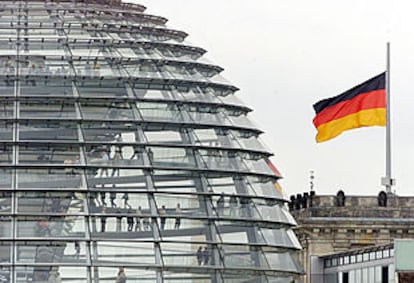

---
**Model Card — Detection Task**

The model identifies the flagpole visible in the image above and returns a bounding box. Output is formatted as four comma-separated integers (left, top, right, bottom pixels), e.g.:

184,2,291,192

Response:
385,42,393,194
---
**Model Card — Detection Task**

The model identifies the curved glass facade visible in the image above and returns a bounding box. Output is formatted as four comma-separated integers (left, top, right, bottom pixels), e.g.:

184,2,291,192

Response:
0,1,302,282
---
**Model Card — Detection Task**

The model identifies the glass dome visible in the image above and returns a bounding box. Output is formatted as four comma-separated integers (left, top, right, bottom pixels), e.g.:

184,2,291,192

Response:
0,1,302,282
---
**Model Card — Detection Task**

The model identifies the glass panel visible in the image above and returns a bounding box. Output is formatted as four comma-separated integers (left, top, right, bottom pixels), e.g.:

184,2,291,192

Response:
16,241,87,264
355,269,361,283
16,191,84,215
93,241,155,265
349,270,355,283
20,99,76,119
375,266,381,283
161,242,200,266
368,266,375,283
0,100,13,118
94,267,156,283
81,122,138,142
89,195,151,234
0,122,13,141
199,149,248,172
389,264,395,283
149,146,196,168
15,266,87,283
18,144,80,165
20,83,73,97
77,84,128,98
0,242,11,263
246,177,284,199
164,272,213,283
362,268,368,283
73,59,126,77
85,169,146,192
0,219,12,238
84,144,144,168
217,223,259,244
16,216,86,238
0,145,12,165
19,121,79,141
155,174,193,191
265,251,302,273
260,228,301,250
144,128,187,144
80,101,134,120
137,101,184,122
154,193,206,221
17,169,82,189
188,107,230,126
221,244,261,269
0,57,16,77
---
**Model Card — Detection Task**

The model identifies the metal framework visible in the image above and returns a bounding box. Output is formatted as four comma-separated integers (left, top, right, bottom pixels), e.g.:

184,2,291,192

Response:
0,1,302,282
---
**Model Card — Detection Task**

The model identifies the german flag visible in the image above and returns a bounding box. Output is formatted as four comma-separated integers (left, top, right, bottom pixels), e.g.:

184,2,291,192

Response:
313,72,386,142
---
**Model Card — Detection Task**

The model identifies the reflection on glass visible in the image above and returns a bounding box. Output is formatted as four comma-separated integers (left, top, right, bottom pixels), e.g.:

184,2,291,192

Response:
16,216,86,238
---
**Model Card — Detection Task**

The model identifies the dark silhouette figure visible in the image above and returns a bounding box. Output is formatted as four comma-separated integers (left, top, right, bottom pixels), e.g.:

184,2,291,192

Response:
229,194,238,217
116,212,122,232
174,203,181,229
101,209,107,232
216,194,225,215
74,241,80,259
37,220,51,236
202,246,209,265
122,193,131,209
147,148,154,163
239,196,250,217
159,205,166,230
142,217,150,231
110,191,117,208
100,191,106,206
196,246,203,266
336,190,345,207
127,211,134,231
116,267,126,283
378,191,387,207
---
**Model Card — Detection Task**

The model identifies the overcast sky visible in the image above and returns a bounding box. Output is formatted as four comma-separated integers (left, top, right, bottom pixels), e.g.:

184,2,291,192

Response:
130,0,414,197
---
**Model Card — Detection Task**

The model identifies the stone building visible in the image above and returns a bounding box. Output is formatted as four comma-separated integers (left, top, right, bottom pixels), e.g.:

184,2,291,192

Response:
290,191,414,283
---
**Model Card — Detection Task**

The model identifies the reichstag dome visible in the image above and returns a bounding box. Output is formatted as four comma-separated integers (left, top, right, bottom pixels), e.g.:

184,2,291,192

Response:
0,0,302,282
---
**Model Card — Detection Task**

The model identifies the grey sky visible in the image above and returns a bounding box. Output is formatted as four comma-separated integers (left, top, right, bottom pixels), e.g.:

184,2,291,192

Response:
130,0,414,197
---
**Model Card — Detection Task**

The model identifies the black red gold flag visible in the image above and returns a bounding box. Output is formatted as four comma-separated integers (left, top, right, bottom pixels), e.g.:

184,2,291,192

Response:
313,72,386,142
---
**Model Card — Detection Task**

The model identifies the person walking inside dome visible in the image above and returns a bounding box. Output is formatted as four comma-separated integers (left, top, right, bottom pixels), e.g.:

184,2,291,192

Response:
202,246,210,265
174,203,181,229
229,194,238,217
111,149,122,177
127,210,134,232
122,192,131,209
196,246,203,266
116,267,126,283
110,191,117,208
100,191,107,207
48,270,61,283
159,205,166,230
135,206,142,231
101,207,107,232
99,151,109,178
216,193,225,216
116,210,122,232
142,217,150,231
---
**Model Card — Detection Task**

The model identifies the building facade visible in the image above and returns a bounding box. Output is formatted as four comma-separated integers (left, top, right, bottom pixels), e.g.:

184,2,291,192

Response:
0,1,302,282
291,191,414,283
312,243,395,283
